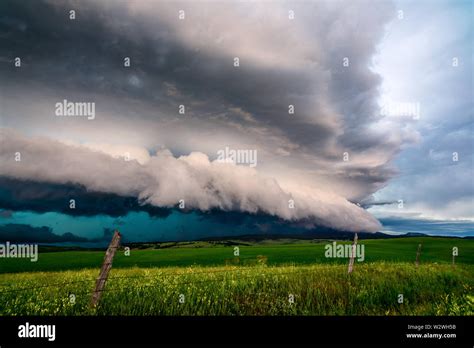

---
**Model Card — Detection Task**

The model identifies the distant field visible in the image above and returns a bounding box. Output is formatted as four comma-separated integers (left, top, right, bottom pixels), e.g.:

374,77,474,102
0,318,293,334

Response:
0,237,472,274
0,263,472,315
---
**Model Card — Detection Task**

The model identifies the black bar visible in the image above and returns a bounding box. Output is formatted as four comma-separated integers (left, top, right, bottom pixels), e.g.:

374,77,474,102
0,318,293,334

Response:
0,316,472,346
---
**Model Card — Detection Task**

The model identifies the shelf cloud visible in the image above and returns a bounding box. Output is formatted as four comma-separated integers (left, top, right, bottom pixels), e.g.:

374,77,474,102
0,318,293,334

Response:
1,0,445,237
0,129,381,232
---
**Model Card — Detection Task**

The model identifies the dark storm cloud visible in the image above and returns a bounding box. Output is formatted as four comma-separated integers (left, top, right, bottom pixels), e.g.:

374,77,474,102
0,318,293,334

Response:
0,0,335,150
0,177,172,218
0,176,347,238
0,0,401,157
0,0,416,232
0,223,88,243
0,224,121,244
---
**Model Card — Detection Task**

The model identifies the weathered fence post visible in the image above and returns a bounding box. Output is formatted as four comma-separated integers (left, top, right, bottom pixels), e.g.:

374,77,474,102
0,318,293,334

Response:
348,233,358,274
91,230,121,308
415,243,422,268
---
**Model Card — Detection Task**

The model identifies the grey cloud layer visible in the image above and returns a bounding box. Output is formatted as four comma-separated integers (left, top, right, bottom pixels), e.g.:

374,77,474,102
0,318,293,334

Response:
0,0,412,231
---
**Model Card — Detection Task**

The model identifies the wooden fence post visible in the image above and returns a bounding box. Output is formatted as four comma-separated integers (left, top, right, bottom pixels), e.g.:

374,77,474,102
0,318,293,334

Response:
348,233,358,274
91,230,121,308
415,243,422,268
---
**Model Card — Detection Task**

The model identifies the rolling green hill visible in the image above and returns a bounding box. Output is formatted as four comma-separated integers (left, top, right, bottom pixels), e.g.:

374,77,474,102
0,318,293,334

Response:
1,237,472,274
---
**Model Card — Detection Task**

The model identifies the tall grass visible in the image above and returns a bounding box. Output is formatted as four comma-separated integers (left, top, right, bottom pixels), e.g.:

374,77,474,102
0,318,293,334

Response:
0,262,472,316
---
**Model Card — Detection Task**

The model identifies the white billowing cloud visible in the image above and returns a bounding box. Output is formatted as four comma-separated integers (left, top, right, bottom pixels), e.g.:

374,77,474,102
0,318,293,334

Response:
0,129,381,232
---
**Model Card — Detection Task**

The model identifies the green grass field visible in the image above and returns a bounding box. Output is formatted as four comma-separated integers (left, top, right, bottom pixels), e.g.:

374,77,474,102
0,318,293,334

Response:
0,263,472,315
0,237,473,315
1,237,473,273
